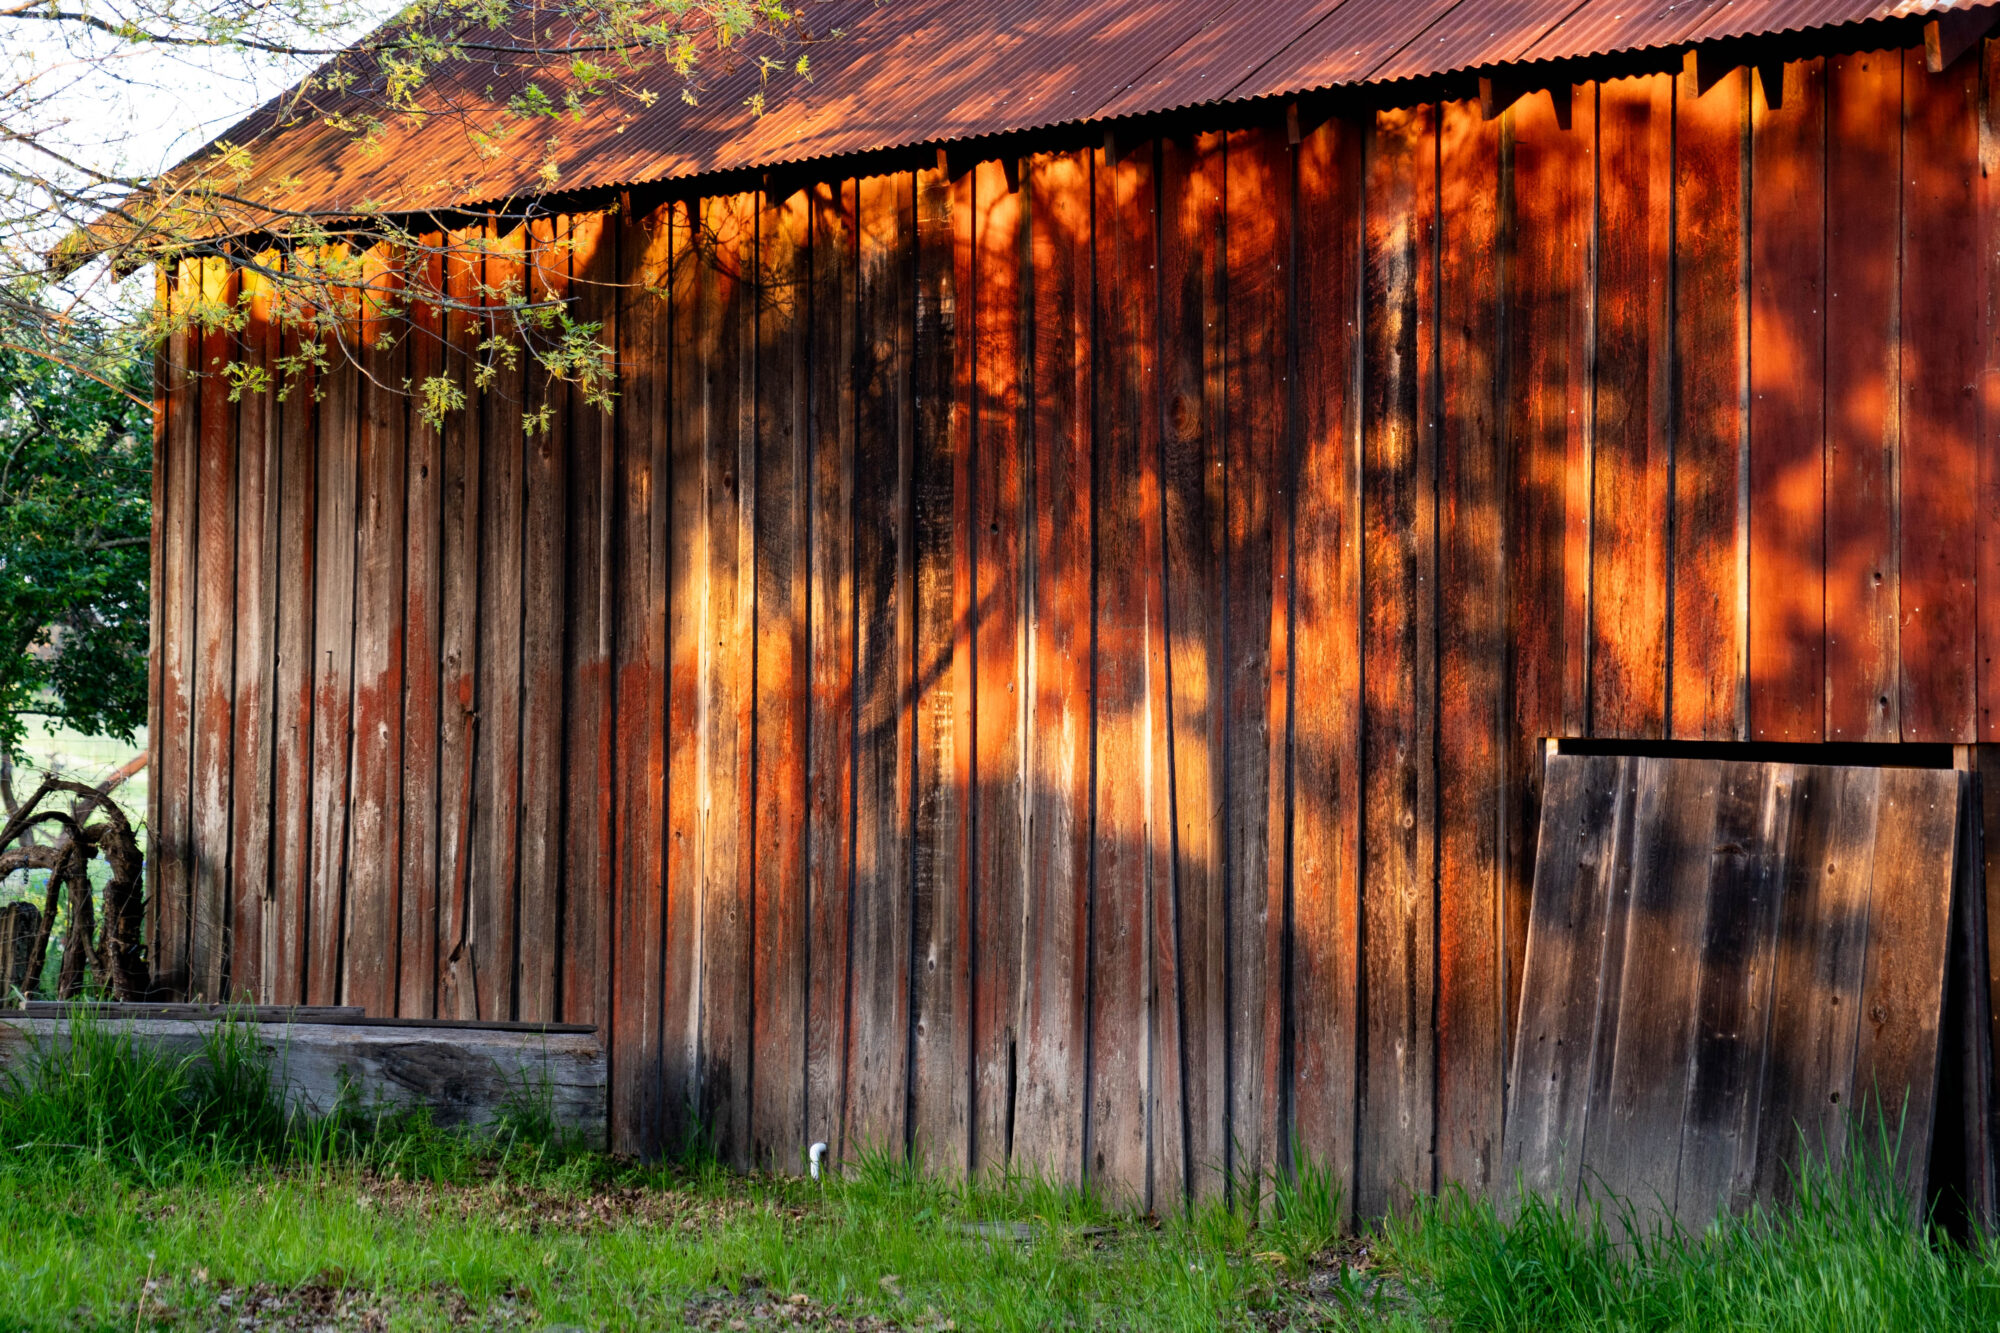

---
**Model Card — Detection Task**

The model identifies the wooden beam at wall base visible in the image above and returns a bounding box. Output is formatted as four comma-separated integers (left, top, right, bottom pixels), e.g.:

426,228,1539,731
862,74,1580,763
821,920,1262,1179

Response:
0,1014,608,1140
1928,9,1996,74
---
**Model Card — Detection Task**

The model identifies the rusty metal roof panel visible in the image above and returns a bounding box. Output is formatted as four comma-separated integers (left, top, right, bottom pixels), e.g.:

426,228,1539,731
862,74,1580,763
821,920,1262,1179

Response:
1369,0,1594,82
174,0,1989,223
1094,0,1361,118
1688,0,1944,42
1517,0,1747,62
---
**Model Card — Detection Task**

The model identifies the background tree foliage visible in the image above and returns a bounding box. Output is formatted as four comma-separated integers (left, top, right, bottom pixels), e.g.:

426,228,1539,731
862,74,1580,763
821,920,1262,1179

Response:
0,337,150,758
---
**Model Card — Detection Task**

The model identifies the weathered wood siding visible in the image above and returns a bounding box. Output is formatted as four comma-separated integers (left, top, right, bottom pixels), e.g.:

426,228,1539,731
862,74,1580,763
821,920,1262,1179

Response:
151,43,2000,1208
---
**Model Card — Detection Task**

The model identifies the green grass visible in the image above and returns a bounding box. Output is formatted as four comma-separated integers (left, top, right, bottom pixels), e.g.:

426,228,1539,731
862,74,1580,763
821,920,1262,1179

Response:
0,1019,1992,1330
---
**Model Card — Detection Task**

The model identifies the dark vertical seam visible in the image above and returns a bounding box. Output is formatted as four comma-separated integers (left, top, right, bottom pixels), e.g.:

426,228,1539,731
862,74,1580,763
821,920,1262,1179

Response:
1216,133,1236,1206
1495,105,1517,1152
1081,145,1102,1193
1427,105,1445,1201
1584,86,1602,739
1280,128,1303,1184
1822,62,1833,740
902,170,922,1162
1892,55,1906,739
800,191,816,1162
1350,123,1369,1210
746,198,762,1162
966,165,982,1175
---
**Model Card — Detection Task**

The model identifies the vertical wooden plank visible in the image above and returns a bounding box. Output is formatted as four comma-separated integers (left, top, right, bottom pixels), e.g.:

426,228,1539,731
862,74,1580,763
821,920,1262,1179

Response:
1560,90,1597,741
909,159,968,1176
693,190,757,1164
268,279,318,1007
806,179,858,1157
970,157,1027,1176
1854,766,1962,1207
1750,763,1878,1204
1436,98,1506,1197
1158,131,1230,1202
1590,76,1673,737
399,240,446,1018
1358,104,1438,1217
1899,46,1980,743
345,244,407,1016
1258,126,1296,1202
1747,60,1828,741
471,220,525,1020
1673,762,1790,1228
306,263,360,1007
1500,753,1634,1203
189,258,239,1000
437,231,484,1022
1579,758,1717,1235
1981,40,2000,745
844,170,915,1157
1673,67,1749,741
229,261,280,1000
154,259,196,995
1825,50,1902,743
1505,86,1592,1043
561,211,616,1035
752,186,812,1170
1223,124,1285,1205
615,200,670,1154
517,215,569,1023
1014,151,1091,1184
1090,138,1160,1204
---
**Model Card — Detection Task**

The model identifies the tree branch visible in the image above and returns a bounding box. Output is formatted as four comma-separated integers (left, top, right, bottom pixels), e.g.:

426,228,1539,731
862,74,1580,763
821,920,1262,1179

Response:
0,344,149,410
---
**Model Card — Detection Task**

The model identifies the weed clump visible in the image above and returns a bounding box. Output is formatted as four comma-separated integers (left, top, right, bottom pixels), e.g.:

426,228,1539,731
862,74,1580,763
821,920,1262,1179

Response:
1375,1149,2000,1333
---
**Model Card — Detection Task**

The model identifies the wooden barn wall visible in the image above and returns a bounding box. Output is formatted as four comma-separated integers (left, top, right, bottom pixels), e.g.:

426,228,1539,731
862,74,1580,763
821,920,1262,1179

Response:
149,42,2000,1213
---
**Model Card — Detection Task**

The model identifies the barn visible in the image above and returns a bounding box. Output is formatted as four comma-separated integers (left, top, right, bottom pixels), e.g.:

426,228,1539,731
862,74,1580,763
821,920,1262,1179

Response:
147,0,2000,1214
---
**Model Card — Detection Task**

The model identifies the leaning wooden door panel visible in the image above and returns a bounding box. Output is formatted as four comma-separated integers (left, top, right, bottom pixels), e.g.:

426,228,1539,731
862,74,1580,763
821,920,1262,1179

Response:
1508,752,1965,1229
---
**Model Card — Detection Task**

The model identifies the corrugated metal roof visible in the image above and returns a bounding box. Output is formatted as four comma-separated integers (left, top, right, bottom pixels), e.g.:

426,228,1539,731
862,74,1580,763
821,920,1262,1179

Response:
178,0,1986,220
